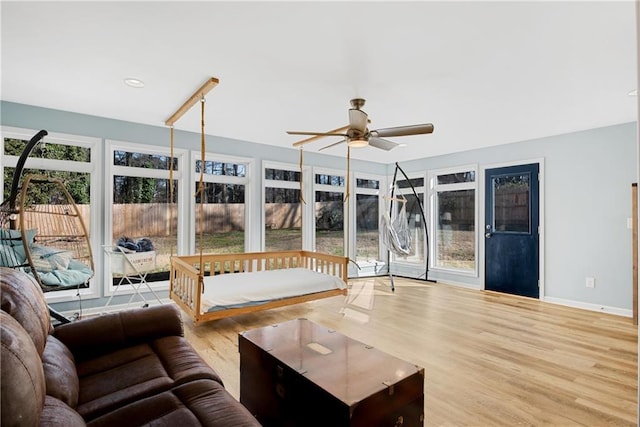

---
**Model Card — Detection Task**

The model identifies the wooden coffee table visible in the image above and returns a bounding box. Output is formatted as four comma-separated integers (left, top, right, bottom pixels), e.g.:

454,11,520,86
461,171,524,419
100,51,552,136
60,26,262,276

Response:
239,318,424,427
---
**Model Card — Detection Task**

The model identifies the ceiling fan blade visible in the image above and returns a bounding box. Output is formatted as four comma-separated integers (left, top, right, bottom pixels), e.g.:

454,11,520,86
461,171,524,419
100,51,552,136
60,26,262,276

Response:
348,108,368,133
368,137,399,151
319,139,346,151
291,125,350,147
371,123,434,138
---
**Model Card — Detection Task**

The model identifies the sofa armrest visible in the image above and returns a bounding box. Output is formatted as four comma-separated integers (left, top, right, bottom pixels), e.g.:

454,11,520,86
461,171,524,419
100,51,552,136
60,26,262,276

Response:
53,304,184,361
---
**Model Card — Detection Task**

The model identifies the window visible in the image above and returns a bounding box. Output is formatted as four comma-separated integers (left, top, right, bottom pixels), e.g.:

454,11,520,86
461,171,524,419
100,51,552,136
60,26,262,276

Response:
264,165,302,251
193,155,250,254
392,175,426,265
430,167,477,272
2,128,99,300
314,171,345,256
355,177,381,263
109,145,183,285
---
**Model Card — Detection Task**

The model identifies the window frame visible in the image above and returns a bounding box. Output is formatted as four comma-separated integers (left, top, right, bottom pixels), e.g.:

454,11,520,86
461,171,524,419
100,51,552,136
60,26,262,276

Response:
428,164,479,277
389,171,428,270
312,167,346,256
1,126,100,302
105,139,188,295
190,151,253,254
352,172,386,275
262,160,308,252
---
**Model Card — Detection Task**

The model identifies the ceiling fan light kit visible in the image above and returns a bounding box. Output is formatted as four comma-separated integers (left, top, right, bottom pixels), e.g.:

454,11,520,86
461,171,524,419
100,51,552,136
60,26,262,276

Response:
347,138,369,148
288,98,434,152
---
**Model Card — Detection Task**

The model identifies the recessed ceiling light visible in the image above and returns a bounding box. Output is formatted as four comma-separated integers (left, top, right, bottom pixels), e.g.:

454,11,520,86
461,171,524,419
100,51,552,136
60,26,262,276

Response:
124,78,145,88
629,89,637,96
398,143,408,148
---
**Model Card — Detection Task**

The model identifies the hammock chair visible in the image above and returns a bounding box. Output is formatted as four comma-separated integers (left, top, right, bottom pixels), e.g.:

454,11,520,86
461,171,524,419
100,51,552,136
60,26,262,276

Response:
380,188,412,256
0,130,94,322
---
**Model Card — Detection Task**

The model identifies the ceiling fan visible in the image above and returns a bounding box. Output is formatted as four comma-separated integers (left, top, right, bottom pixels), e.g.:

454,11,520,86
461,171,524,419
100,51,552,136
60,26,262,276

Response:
287,98,434,151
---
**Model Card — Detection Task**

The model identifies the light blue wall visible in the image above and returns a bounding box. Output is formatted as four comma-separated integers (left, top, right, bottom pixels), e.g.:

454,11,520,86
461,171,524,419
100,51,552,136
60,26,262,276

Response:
0,101,385,312
1,101,637,314
394,122,637,313
0,101,384,174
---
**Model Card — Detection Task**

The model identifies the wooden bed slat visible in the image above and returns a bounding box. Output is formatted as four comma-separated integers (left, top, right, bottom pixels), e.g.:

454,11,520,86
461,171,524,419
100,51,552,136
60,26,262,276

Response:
170,250,348,324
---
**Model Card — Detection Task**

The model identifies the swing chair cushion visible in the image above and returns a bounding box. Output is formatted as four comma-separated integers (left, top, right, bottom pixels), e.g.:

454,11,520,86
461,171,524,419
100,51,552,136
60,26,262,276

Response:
34,260,94,287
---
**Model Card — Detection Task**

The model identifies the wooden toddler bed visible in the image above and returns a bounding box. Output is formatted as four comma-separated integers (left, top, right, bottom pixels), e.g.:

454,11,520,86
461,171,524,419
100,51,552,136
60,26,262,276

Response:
170,250,348,324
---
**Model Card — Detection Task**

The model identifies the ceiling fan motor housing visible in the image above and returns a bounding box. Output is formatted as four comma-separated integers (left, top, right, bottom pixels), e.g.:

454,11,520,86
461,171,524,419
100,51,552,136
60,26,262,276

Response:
350,98,366,109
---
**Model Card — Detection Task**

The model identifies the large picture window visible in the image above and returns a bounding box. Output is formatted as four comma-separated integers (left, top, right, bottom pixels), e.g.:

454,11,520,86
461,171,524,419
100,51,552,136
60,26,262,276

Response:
2,128,99,301
430,167,477,272
314,171,345,256
391,175,426,267
264,165,302,251
193,155,250,254
109,146,182,285
355,177,381,263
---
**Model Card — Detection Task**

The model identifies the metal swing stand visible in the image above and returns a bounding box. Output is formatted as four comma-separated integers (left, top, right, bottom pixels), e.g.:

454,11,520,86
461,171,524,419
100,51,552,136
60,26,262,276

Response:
103,246,162,309
387,162,437,291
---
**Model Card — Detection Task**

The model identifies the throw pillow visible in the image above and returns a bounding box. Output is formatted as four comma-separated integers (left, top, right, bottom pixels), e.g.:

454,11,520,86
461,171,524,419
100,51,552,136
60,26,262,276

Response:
29,245,73,273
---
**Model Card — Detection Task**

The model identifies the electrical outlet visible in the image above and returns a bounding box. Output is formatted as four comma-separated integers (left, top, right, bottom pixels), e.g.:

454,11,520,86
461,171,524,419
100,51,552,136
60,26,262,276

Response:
586,277,595,288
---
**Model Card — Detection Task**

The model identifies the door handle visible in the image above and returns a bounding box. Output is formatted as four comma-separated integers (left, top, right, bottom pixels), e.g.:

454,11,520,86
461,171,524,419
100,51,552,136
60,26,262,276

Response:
485,232,492,239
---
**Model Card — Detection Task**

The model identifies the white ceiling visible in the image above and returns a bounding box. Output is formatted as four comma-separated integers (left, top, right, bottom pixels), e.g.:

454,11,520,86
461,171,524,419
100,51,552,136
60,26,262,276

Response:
1,1,637,164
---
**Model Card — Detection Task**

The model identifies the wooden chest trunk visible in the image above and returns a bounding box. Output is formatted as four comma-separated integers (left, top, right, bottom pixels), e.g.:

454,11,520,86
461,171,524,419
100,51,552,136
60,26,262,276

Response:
239,318,424,427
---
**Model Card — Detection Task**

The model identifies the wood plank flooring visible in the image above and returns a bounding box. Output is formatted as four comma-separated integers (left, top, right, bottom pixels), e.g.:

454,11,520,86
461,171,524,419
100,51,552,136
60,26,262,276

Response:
182,277,638,426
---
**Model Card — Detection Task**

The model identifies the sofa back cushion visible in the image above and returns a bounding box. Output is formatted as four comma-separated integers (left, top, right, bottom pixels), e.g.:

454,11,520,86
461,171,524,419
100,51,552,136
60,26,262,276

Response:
1,311,46,426
0,267,51,355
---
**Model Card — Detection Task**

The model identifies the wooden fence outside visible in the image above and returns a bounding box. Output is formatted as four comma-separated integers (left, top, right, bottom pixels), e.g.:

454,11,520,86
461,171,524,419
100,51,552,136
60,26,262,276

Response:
44,187,529,238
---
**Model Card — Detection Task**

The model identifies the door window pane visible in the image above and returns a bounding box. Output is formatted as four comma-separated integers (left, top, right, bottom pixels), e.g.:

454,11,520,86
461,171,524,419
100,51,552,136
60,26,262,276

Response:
493,174,530,233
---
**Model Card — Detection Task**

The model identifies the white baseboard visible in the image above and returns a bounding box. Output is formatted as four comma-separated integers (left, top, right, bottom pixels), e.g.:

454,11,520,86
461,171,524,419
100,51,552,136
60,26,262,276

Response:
435,280,482,291
543,296,632,318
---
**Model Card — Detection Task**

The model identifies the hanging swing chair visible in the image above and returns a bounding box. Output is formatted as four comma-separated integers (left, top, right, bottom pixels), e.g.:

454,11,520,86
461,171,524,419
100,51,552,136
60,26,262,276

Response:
17,174,94,291
380,187,412,257
0,131,94,294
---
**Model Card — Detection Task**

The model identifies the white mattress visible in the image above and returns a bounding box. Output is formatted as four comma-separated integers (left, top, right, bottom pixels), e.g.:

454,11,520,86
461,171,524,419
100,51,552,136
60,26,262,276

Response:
201,267,346,313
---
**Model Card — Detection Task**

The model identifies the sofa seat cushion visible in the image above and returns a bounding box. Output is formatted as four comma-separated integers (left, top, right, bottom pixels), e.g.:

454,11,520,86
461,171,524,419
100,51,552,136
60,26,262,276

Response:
86,379,260,427
42,335,79,407
40,396,85,427
76,336,222,421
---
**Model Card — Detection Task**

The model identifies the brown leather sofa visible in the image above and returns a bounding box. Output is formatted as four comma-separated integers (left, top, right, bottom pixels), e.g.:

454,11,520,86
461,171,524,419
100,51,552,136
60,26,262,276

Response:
0,268,261,426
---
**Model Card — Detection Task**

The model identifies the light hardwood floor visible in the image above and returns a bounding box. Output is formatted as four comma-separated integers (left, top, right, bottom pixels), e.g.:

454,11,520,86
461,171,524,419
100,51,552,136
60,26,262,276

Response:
182,277,638,426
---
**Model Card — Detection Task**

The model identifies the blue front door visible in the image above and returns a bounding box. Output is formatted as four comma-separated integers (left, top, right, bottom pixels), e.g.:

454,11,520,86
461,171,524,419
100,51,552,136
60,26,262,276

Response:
485,163,540,298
